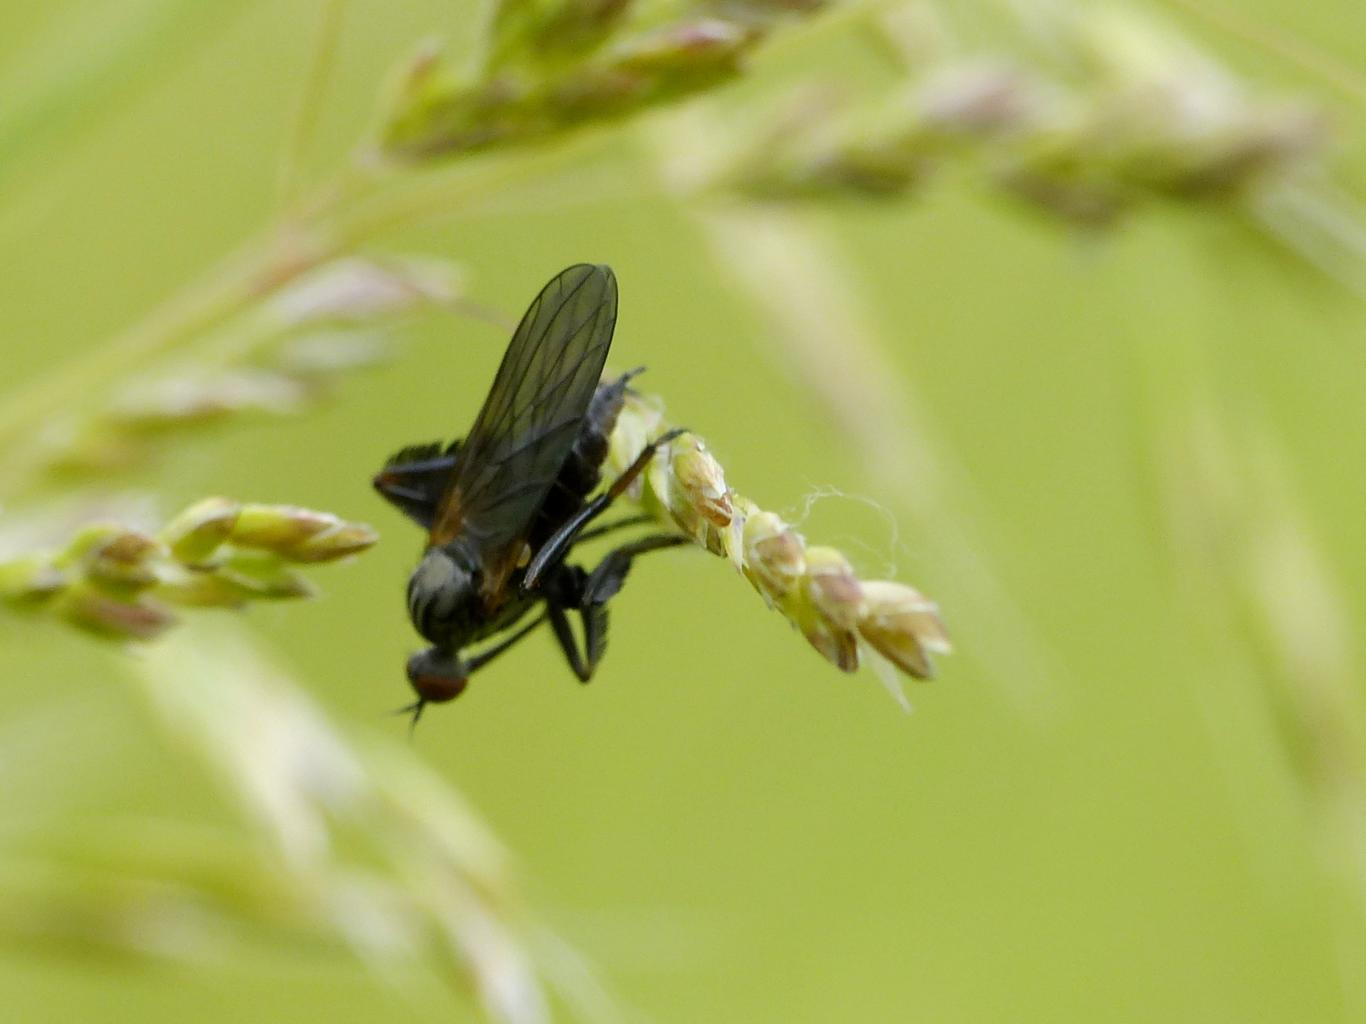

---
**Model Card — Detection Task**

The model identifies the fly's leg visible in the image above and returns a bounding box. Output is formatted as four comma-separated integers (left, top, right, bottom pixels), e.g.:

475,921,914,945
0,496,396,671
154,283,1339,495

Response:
582,534,691,605
573,534,688,682
571,512,655,546
464,613,547,673
543,534,691,684
546,599,599,683
399,613,549,726
522,428,686,592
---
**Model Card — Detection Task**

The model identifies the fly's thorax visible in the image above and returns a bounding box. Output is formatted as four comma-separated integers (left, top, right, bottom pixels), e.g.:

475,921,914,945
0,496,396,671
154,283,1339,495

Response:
407,546,482,645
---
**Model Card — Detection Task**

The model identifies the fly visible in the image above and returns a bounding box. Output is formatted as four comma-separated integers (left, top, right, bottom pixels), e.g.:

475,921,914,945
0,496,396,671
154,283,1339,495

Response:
373,264,685,722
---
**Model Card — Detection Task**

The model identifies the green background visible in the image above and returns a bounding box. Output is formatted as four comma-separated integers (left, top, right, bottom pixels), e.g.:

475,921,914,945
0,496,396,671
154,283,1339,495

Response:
2,1,1365,1021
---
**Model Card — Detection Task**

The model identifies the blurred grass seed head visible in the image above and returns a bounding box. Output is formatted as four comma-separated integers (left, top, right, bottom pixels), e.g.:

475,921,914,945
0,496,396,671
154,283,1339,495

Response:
0,499,377,641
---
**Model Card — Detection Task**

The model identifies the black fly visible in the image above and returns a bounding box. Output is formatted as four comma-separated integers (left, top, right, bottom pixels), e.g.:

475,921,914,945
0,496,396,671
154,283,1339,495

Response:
373,264,686,722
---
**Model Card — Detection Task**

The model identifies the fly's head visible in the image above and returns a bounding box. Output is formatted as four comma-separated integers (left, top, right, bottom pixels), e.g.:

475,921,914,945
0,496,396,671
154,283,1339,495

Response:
402,548,481,727
406,646,468,702
400,646,468,729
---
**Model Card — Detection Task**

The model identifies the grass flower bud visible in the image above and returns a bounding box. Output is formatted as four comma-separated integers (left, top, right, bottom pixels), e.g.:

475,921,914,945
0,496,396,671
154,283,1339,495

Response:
159,497,242,564
667,435,732,554
227,504,375,562
741,509,806,602
57,583,175,640
83,529,164,594
0,555,65,606
803,546,864,630
857,580,951,679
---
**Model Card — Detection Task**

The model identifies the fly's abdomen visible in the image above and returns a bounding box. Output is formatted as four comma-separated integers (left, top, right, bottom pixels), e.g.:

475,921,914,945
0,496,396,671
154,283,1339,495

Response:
529,371,634,551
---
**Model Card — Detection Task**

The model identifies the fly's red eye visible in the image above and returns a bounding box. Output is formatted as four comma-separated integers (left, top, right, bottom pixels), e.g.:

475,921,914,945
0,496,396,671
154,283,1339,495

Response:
411,672,467,703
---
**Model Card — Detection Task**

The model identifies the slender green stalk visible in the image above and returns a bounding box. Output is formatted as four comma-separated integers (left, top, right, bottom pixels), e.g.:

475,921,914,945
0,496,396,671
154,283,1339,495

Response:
0,237,316,478
276,0,350,215
0,2,247,184
1160,0,1366,106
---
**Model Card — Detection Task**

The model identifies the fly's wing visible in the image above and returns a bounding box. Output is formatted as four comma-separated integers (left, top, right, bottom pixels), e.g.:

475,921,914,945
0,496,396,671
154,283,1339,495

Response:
430,264,617,596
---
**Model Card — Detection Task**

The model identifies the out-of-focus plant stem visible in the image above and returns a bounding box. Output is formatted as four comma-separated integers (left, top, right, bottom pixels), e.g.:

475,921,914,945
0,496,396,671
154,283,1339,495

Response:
0,236,322,490
0,137,595,504
0,2,247,188
1160,0,1366,106
276,0,349,215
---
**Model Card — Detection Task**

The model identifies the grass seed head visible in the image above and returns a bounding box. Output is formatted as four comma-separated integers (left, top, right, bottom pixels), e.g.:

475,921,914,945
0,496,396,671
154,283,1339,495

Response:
610,389,950,688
